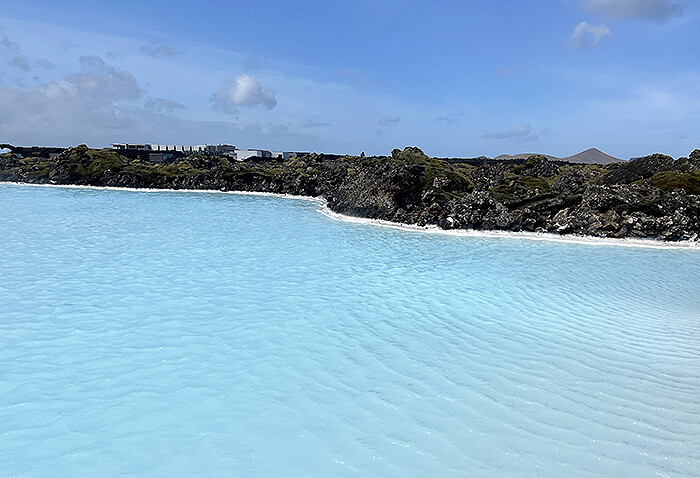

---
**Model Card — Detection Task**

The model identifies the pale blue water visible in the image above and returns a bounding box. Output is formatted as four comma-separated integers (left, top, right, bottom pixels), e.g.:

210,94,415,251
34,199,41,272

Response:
1,183,699,477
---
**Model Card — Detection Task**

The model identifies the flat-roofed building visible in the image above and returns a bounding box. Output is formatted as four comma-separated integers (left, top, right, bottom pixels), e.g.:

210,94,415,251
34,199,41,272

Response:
236,149,273,161
271,151,297,159
113,144,209,153
206,144,237,154
112,143,296,161
113,143,152,151
149,144,208,152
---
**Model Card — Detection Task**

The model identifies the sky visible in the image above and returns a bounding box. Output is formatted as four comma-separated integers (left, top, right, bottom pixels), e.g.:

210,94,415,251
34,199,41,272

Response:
0,0,698,159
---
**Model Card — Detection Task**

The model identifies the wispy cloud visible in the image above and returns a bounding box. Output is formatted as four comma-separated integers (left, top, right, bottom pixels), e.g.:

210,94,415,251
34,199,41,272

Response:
1,36,20,52
2,36,31,72
210,74,277,115
581,0,685,22
145,97,184,113
483,123,541,143
571,22,612,49
338,68,372,87
377,115,401,127
498,66,519,78
34,58,56,70
245,55,261,70
140,43,178,58
434,115,457,125
302,119,331,128
586,79,700,121
10,56,30,72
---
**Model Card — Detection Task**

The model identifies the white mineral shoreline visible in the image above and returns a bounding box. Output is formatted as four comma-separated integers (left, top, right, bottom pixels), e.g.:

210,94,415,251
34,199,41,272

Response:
2,180,698,250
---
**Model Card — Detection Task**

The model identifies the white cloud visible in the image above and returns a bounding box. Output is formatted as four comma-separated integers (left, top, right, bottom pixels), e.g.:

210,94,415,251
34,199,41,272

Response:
0,60,314,148
71,56,143,101
571,22,612,49
482,123,541,143
581,0,685,22
0,56,143,144
210,74,277,115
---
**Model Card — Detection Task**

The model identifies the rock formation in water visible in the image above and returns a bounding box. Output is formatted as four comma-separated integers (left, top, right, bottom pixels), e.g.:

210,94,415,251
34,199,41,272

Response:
2,144,699,242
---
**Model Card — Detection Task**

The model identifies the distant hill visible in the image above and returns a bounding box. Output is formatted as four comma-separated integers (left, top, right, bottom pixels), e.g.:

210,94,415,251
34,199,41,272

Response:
494,148,622,165
493,153,560,161
561,148,621,165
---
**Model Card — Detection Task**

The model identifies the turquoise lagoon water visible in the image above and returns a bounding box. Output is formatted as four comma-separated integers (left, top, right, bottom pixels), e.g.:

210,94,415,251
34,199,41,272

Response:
1,183,699,477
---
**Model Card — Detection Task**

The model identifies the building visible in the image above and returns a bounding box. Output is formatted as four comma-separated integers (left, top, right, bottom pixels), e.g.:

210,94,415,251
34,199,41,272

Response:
112,143,296,162
112,143,152,151
112,143,234,154
148,152,175,162
112,144,210,153
150,144,209,153
271,151,297,159
236,149,272,161
206,144,237,154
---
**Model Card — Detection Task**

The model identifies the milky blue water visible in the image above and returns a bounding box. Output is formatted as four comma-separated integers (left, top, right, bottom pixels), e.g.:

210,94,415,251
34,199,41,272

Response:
1,184,700,477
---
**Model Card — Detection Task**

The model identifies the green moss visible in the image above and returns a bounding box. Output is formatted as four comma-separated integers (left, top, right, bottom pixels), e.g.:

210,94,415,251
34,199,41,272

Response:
489,175,557,202
259,167,284,176
405,155,473,192
521,176,555,191
651,171,700,194
218,156,233,170
27,164,52,178
84,150,126,177
524,155,548,168
490,184,517,201
454,163,476,173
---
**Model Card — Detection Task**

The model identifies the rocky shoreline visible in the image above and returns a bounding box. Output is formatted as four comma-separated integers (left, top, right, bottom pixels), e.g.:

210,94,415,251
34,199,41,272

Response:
2,144,699,242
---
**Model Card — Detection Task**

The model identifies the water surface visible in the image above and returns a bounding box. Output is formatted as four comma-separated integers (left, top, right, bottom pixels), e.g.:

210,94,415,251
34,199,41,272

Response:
1,184,699,477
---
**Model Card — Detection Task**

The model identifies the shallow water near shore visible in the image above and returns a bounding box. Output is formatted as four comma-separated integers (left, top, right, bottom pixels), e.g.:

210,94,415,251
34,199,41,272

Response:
1,183,699,477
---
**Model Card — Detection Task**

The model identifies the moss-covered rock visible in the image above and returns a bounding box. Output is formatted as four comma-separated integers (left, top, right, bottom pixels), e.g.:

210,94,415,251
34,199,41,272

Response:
650,171,700,194
2,144,699,241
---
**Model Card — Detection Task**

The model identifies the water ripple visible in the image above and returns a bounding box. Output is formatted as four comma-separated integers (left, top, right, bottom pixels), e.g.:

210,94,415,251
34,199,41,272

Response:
1,184,699,477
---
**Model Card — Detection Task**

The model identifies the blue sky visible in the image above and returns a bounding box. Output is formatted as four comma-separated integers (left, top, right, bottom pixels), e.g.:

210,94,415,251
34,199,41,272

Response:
0,0,698,158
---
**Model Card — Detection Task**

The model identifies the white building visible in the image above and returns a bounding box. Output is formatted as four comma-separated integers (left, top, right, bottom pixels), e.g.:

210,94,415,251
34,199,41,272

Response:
236,149,272,161
112,143,296,161
149,144,208,153
112,143,208,153
112,143,152,151
271,151,296,159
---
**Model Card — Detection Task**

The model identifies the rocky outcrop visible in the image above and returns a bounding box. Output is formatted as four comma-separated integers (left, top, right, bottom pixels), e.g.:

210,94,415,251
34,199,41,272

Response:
599,153,699,185
1,145,699,242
